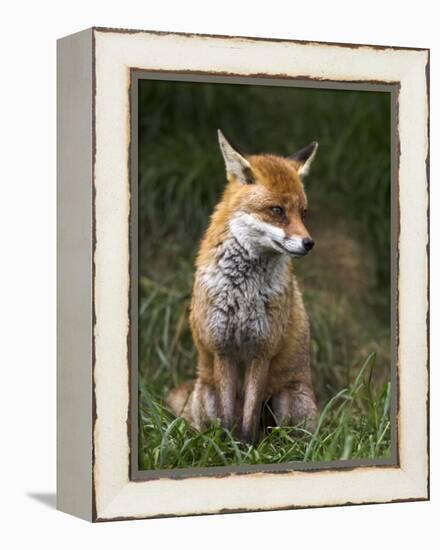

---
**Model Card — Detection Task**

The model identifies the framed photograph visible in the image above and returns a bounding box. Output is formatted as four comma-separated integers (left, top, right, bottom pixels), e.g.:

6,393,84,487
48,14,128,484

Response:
57,27,429,522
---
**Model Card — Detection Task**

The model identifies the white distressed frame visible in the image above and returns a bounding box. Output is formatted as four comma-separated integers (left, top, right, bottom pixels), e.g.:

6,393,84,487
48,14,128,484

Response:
57,27,429,522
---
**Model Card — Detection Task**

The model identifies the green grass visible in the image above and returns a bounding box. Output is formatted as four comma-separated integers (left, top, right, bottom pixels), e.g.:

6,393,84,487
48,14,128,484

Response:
137,80,392,469
139,354,391,470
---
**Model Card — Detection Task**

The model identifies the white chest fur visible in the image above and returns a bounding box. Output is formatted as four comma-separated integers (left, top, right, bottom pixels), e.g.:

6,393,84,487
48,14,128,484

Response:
198,236,289,358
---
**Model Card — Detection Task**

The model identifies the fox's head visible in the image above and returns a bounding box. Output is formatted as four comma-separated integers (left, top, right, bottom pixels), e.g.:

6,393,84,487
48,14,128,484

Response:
218,130,318,258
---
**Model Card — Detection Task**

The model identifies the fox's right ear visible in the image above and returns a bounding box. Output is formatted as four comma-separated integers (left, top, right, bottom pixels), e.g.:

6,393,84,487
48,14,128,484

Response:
289,141,319,176
217,130,254,184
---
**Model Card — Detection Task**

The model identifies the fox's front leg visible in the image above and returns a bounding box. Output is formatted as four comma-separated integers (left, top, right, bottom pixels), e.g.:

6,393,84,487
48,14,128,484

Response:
214,354,238,430
241,358,270,444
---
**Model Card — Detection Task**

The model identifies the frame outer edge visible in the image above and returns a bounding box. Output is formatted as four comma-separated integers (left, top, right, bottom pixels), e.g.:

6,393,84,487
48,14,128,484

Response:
57,27,94,522
424,49,430,501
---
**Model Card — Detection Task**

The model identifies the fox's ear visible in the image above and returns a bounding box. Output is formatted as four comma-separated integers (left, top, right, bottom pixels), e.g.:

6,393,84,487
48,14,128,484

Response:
289,141,319,176
217,129,254,184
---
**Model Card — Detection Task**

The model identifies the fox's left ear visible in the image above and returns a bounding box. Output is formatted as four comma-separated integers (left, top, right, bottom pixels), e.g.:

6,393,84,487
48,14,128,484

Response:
218,129,254,184
289,141,319,176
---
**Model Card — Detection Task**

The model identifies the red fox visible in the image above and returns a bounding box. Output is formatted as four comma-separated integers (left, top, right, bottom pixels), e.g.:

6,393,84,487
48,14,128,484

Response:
167,130,319,443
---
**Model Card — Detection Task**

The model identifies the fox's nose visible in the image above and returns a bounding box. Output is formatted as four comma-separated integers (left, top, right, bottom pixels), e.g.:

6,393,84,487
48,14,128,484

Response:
302,237,315,252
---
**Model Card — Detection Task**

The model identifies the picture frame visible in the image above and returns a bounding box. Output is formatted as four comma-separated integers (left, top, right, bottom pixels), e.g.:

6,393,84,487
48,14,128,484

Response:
57,27,429,522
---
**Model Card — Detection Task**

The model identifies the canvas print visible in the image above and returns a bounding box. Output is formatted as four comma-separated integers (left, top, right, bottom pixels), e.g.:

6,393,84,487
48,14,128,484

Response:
136,80,393,471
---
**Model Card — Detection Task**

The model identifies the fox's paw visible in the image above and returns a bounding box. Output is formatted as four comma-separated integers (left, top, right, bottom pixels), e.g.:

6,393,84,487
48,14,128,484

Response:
271,383,318,432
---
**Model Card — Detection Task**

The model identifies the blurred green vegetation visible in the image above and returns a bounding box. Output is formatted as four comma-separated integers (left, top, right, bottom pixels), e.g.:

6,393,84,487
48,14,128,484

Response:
138,79,391,468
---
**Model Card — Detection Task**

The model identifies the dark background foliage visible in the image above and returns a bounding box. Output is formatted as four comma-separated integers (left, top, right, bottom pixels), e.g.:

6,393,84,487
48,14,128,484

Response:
137,79,392,468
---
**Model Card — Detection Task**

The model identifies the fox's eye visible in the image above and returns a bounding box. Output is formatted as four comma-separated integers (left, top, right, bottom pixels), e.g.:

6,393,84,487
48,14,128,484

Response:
270,206,285,217
301,208,307,221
